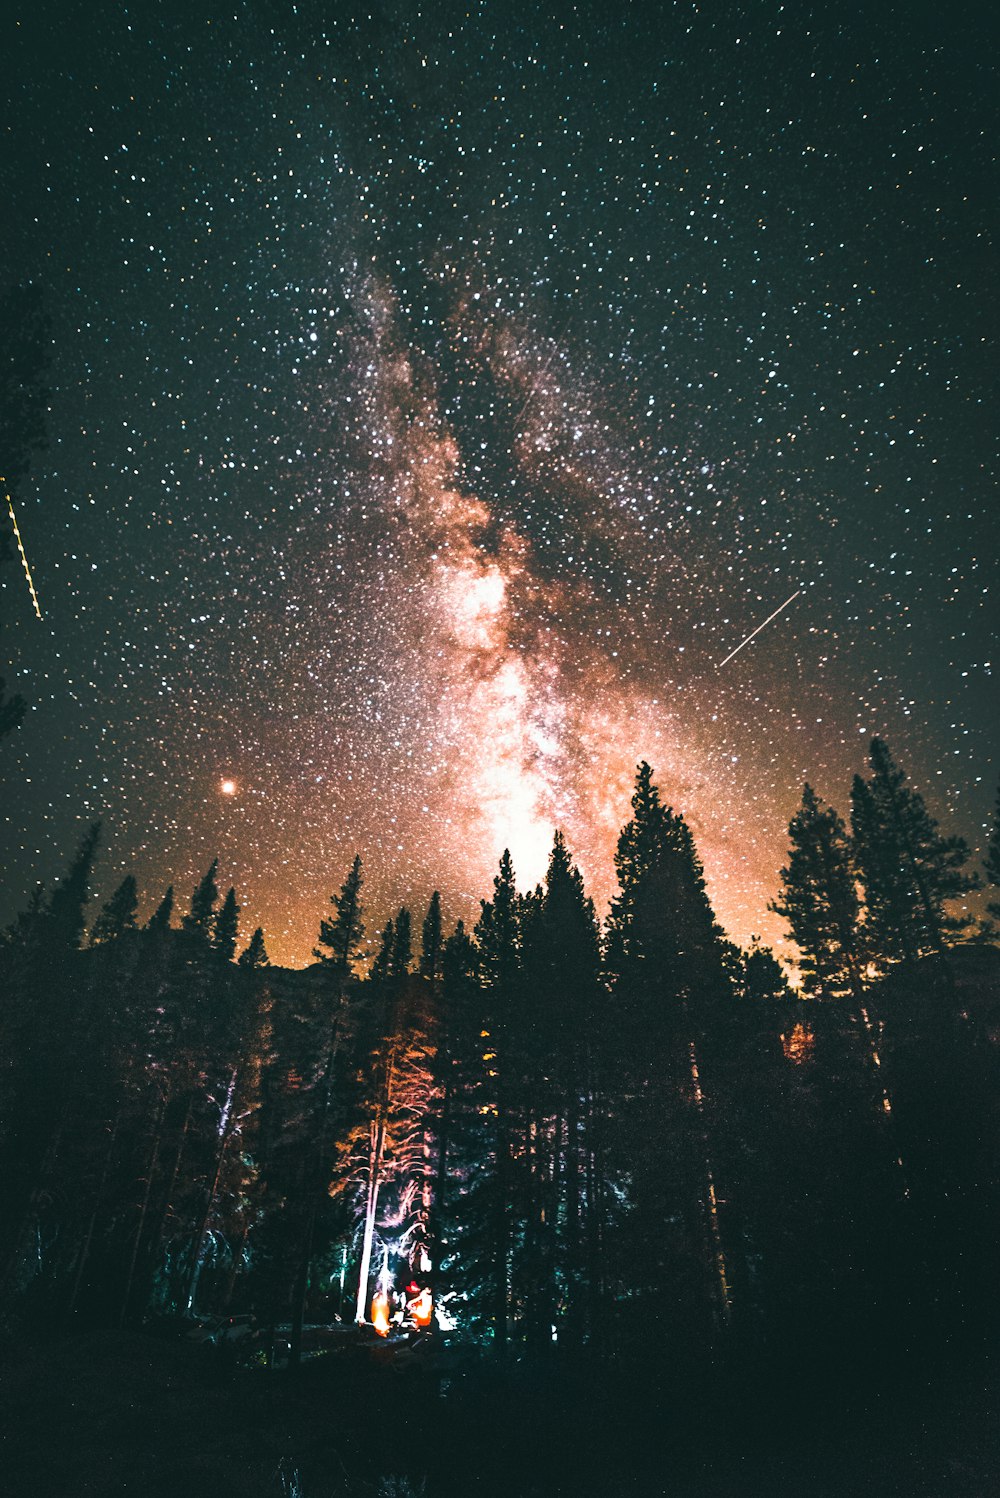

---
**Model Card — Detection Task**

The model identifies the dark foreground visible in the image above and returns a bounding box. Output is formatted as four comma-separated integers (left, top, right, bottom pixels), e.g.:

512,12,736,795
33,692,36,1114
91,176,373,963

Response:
2,1320,999,1497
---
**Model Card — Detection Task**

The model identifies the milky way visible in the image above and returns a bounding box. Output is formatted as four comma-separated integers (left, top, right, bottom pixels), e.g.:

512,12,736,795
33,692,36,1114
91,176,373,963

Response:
2,4,994,965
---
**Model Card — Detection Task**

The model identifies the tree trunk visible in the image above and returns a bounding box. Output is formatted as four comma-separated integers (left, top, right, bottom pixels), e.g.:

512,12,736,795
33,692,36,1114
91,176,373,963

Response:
354,1042,394,1323
493,1087,510,1351
222,1214,251,1309
427,1047,453,1332
290,1195,317,1368
186,1066,238,1315
687,1037,732,1328
1,1124,64,1295
120,1081,170,1324
148,1087,194,1303
68,1111,120,1316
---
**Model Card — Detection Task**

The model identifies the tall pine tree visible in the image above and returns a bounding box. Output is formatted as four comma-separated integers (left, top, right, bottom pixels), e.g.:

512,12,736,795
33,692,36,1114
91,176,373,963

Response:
182,860,219,942
238,927,268,969
90,875,139,946
770,784,864,999
213,887,240,962
851,739,978,963
314,855,365,974
420,891,443,988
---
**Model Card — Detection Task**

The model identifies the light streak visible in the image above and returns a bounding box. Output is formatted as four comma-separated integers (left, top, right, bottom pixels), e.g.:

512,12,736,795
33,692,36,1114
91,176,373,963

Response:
512,324,568,429
717,588,801,669
4,484,43,620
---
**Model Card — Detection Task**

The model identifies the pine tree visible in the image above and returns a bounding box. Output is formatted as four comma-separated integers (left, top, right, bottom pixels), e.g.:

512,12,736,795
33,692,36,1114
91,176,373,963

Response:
477,849,520,996
769,784,864,999
146,885,174,933
606,763,724,1004
605,765,733,1340
427,917,477,1326
0,821,100,1292
391,907,412,979
851,739,978,962
213,887,240,961
45,822,102,952
90,875,139,945
420,891,443,987
742,940,792,1004
517,831,602,1346
370,918,395,986
314,854,365,973
182,860,219,941
474,849,522,1347
238,927,268,969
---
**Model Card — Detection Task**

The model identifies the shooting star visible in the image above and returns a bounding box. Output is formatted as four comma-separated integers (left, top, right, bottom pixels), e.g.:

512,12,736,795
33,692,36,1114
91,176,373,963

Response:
717,588,801,669
4,484,43,620
512,325,569,429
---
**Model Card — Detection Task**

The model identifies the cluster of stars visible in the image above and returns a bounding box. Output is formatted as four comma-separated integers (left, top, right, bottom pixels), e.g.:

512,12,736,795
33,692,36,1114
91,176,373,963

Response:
1,3,993,964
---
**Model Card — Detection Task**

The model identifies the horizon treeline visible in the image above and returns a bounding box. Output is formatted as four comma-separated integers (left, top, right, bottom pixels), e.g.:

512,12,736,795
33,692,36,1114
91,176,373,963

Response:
1,739,998,1367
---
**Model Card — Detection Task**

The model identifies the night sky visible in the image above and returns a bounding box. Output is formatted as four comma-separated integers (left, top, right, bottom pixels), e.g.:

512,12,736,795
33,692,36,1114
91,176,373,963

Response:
2,2,995,967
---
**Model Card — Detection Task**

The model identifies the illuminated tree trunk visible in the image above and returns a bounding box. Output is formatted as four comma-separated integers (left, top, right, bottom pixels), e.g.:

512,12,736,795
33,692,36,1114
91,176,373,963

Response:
186,1065,238,1314
427,1045,452,1331
687,1037,732,1328
354,1046,394,1323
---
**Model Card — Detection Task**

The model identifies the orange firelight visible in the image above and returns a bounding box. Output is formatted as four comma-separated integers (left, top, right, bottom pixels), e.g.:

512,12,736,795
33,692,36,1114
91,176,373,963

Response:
371,1291,391,1336
410,1287,432,1328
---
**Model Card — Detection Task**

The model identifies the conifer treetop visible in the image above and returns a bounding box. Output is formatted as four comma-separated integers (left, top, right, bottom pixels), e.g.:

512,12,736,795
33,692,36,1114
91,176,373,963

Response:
314,854,366,973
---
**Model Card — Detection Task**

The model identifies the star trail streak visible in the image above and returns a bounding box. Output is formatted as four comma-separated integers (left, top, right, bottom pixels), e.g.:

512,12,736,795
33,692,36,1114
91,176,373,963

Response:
4,488,42,622
717,590,802,671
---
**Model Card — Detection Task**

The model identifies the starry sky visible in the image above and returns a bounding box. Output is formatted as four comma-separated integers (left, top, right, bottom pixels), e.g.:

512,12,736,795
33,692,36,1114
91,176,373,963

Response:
1,1,995,967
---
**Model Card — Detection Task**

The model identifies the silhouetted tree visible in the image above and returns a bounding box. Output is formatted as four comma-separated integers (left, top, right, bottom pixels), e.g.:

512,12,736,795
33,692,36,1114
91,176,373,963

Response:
182,860,219,942
314,854,365,974
45,822,102,953
742,939,792,1003
605,765,734,1344
391,907,412,979
420,891,443,988
851,739,978,963
370,919,395,987
146,885,174,933
238,927,269,969
90,875,139,945
474,849,522,1347
213,887,240,962
770,784,864,999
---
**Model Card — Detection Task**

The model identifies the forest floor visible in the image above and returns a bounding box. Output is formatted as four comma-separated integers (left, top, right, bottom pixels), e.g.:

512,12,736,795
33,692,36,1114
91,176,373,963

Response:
1,1320,999,1497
